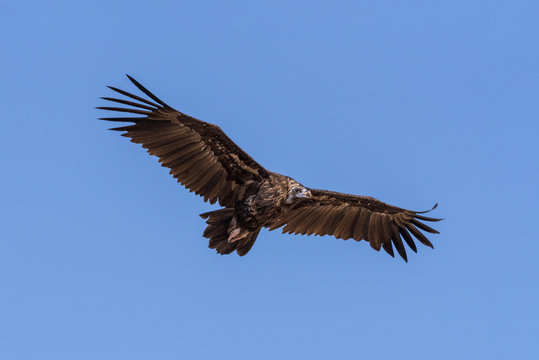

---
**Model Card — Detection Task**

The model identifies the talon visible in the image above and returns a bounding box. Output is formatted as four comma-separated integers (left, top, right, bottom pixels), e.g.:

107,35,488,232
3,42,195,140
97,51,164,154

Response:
228,227,249,243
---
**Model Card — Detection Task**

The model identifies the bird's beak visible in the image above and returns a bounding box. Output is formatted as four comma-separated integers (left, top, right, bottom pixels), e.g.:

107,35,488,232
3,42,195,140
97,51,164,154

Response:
297,189,312,199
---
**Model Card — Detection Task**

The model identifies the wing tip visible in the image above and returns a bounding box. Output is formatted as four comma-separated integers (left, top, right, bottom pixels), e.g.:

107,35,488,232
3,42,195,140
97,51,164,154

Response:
123,74,171,109
125,73,135,83
416,202,438,214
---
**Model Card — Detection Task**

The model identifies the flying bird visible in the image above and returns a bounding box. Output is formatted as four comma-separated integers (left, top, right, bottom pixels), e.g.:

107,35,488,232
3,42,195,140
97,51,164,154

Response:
98,75,441,261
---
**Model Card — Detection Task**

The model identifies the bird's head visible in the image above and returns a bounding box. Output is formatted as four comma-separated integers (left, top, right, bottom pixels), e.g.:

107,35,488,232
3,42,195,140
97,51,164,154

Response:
285,179,312,204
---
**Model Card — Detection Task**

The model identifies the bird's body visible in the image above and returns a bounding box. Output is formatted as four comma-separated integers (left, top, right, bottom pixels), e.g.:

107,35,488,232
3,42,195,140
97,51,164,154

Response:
203,173,312,254
234,173,291,230
99,75,442,261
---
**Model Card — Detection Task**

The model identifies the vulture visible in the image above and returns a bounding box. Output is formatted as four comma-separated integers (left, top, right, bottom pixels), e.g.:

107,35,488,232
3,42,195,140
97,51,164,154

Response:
98,75,442,261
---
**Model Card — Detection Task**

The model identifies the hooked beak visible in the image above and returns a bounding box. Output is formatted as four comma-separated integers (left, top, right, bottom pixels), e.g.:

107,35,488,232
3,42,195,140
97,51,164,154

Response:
296,189,312,199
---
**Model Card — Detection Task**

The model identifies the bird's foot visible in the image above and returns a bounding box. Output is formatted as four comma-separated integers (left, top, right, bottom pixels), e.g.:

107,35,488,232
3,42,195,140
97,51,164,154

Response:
228,227,249,243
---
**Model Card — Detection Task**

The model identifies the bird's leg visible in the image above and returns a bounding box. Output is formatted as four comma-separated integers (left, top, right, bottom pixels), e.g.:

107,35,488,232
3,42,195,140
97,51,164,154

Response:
227,215,249,243
227,227,250,243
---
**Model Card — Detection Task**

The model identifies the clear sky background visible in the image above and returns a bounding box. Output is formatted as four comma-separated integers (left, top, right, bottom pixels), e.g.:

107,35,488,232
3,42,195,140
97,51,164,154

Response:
1,1,538,359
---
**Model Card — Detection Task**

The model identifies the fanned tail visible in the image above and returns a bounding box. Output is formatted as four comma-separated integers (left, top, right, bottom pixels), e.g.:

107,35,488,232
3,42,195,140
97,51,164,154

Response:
200,208,260,256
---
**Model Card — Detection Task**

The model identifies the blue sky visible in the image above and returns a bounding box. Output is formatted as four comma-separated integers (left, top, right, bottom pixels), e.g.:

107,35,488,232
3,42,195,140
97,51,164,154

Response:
2,1,538,359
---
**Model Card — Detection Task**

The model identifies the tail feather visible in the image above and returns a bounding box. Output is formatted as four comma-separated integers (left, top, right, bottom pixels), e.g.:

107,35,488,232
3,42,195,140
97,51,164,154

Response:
236,229,260,256
200,208,260,256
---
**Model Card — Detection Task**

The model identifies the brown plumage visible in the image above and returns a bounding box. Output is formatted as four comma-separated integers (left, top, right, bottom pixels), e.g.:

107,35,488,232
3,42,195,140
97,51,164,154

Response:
98,75,442,261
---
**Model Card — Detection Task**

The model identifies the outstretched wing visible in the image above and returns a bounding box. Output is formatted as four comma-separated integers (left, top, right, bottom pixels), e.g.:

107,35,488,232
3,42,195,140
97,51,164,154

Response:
98,75,270,207
269,189,441,262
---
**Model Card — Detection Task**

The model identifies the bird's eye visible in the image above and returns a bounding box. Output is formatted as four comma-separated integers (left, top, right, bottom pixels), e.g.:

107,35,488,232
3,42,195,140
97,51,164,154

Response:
294,188,301,193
